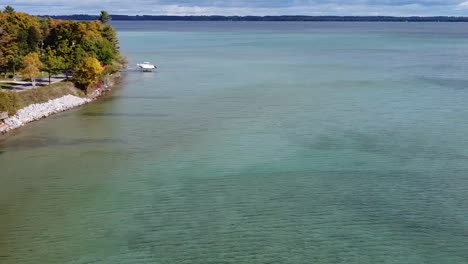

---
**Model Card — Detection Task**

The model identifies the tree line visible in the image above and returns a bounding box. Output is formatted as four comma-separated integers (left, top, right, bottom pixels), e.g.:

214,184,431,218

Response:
0,6,123,92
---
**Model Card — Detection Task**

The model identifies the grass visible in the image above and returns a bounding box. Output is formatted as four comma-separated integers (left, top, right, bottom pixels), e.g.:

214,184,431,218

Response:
0,82,85,116
17,82,85,108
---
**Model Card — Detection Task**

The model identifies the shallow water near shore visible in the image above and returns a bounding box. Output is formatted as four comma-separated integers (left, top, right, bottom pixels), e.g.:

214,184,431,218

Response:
1,22,468,263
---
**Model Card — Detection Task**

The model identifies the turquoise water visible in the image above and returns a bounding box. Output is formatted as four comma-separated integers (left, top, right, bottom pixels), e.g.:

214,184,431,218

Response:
1,22,468,263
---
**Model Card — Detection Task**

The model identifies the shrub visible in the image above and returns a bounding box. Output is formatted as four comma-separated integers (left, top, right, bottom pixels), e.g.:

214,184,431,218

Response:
0,90,20,115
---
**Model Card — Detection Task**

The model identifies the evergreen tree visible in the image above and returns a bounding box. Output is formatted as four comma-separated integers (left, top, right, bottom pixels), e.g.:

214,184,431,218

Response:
27,26,42,52
4,6,15,14
99,11,111,24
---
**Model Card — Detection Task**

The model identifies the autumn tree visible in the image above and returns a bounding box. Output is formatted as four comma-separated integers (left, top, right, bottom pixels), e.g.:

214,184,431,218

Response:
73,56,103,92
0,9,42,76
0,25,17,75
0,14,18,76
1,8,121,86
19,52,42,88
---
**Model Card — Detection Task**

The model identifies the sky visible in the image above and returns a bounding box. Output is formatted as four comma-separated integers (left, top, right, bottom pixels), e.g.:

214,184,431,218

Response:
4,0,468,16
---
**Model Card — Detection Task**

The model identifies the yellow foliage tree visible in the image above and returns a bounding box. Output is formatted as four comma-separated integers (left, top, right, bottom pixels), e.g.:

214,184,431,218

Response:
19,52,42,88
73,56,104,93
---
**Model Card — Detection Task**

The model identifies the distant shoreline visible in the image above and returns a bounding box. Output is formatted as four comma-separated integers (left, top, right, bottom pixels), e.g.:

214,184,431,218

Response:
38,15,468,22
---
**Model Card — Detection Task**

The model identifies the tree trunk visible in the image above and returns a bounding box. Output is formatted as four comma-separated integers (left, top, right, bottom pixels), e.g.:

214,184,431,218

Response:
48,70,51,84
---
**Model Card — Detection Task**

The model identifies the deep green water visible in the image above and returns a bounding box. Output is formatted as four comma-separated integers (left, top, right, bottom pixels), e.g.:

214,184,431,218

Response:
1,22,468,263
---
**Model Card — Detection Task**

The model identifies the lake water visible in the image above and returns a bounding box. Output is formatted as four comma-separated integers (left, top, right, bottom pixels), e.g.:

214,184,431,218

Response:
1,21,468,263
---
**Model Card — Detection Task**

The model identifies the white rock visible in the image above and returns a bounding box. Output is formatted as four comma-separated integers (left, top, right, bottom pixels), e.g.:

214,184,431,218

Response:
2,95,91,132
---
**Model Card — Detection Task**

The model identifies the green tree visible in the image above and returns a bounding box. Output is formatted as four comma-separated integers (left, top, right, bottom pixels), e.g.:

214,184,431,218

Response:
99,11,111,24
19,52,42,88
42,47,64,84
27,26,41,52
102,25,117,43
55,39,74,69
4,6,15,14
93,39,117,65
73,56,103,92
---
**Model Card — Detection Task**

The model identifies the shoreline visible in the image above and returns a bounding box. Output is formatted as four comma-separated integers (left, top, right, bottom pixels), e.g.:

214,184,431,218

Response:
0,95,91,133
0,73,120,135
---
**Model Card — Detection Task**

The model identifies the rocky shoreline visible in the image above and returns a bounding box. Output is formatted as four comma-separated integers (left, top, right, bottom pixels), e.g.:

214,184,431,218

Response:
0,95,91,134
0,73,119,135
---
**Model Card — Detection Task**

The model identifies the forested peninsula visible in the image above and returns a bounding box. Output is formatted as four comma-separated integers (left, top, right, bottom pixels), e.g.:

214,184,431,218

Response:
0,6,125,134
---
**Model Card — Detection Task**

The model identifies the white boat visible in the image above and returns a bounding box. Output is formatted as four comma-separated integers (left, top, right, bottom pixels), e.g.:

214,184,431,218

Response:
137,62,157,72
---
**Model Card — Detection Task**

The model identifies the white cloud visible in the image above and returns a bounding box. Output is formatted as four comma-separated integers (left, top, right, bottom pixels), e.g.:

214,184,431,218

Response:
457,1,468,9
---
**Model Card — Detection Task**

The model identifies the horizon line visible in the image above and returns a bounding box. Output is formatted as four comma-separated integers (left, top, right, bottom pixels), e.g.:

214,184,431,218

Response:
36,14,468,22
40,14,468,17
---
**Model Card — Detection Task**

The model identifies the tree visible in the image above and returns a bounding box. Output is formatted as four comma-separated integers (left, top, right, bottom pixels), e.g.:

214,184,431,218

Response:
1,10,42,76
42,47,64,84
1,10,121,86
99,11,111,24
55,39,74,69
19,52,42,88
102,25,119,51
4,6,15,14
73,56,103,92
27,26,41,52
0,20,18,76
0,26,15,74
93,39,117,65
